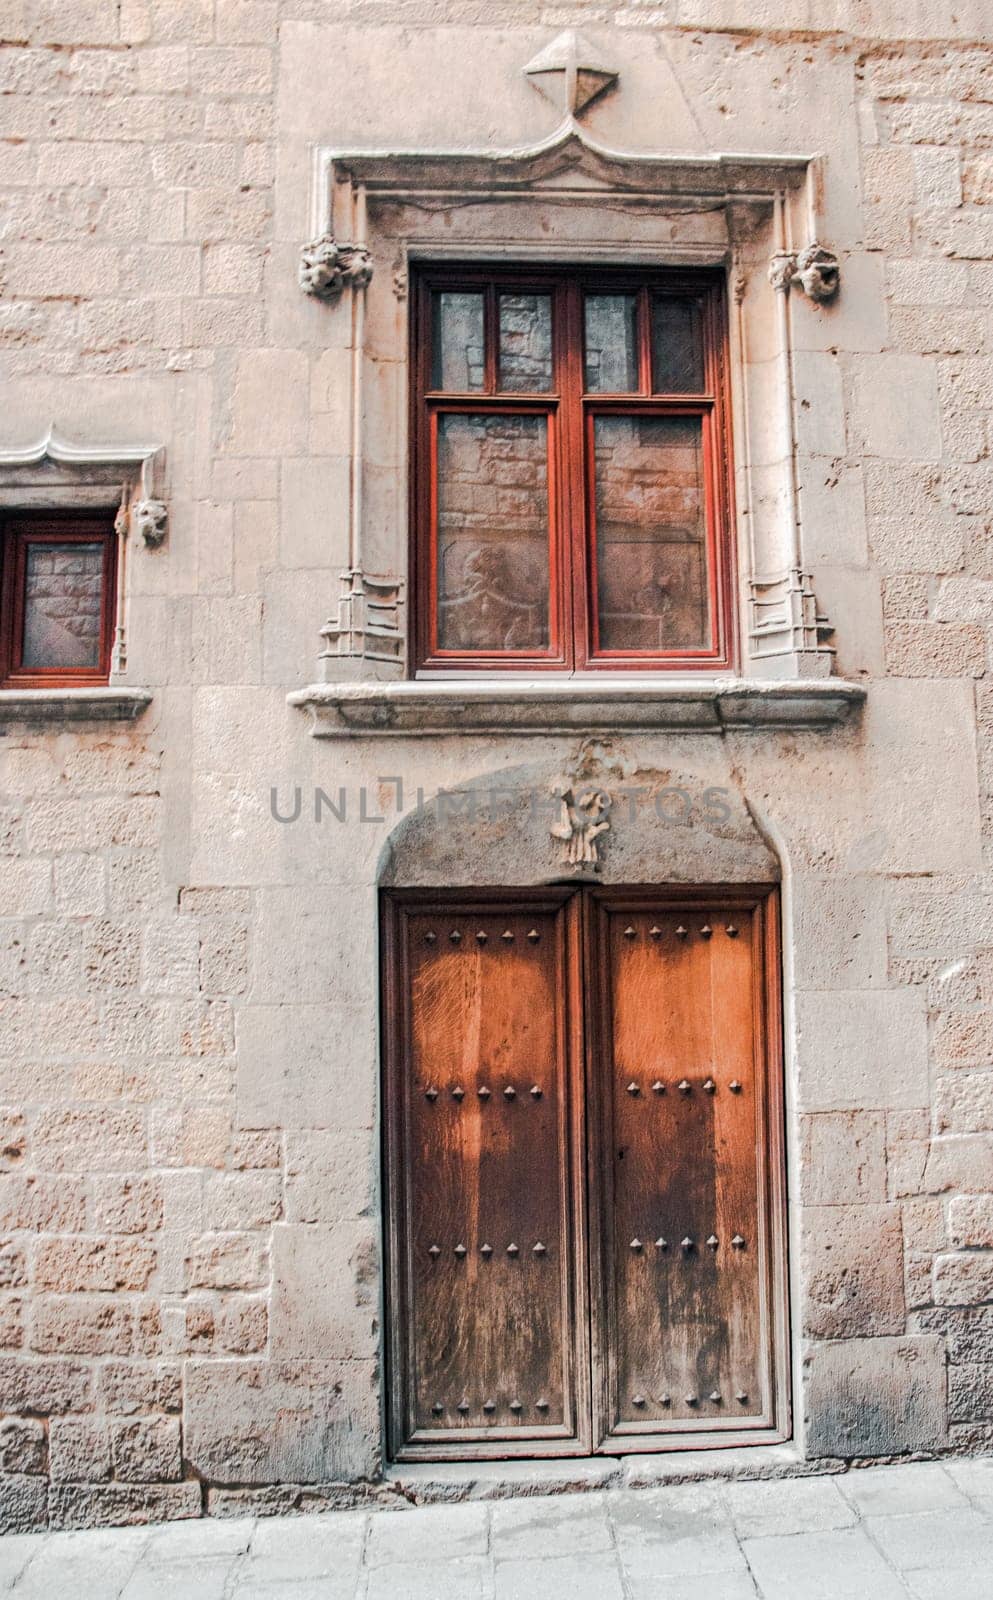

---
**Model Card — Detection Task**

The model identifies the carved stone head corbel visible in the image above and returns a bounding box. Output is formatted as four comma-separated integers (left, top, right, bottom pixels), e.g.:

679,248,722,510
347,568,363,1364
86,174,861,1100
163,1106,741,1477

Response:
794,242,840,302
299,233,374,300
131,499,168,547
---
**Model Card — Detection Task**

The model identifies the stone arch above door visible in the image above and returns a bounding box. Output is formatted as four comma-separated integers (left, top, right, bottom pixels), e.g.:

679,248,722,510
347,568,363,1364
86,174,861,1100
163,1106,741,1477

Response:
377,747,780,889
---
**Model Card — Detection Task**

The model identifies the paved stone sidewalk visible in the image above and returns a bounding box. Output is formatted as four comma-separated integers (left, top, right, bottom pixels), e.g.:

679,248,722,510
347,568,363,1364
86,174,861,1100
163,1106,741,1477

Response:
3,1459,993,1598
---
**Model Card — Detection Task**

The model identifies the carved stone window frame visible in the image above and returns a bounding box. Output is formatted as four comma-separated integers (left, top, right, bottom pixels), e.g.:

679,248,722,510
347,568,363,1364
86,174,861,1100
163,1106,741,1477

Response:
292,119,858,735
0,428,164,725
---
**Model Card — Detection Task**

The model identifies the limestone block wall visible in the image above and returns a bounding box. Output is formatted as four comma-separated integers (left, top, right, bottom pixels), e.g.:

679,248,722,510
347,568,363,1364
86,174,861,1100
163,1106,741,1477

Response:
0,0,991,1532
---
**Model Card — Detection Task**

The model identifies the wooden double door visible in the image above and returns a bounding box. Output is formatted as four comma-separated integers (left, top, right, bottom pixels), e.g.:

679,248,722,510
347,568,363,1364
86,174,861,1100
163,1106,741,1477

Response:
382,886,788,1460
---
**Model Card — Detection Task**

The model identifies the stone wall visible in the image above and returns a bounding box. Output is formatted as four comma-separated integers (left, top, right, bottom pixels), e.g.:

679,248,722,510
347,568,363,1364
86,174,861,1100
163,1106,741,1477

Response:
0,0,992,1530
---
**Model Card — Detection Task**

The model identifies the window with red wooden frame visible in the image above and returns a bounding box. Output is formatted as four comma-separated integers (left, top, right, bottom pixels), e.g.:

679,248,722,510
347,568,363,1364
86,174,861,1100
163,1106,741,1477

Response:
410,265,737,674
0,511,118,689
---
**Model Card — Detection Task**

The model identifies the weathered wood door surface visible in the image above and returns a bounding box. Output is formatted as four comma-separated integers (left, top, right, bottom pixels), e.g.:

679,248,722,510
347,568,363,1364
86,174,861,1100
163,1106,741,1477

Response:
382,886,787,1461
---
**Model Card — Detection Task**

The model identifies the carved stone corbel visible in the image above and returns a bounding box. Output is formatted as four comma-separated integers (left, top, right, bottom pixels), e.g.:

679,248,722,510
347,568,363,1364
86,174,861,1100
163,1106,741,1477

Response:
793,241,840,302
299,233,374,300
768,242,839,301
131,498,168,548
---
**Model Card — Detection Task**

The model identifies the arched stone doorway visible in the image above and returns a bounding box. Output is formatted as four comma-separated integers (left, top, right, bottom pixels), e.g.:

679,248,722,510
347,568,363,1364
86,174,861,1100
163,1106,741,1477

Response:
378,755,789,1460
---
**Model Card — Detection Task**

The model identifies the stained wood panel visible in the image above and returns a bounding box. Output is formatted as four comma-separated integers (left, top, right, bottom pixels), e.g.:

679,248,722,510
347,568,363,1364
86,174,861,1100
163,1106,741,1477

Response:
382,891,589,1459
587,888,788,1451
382,885,788,1462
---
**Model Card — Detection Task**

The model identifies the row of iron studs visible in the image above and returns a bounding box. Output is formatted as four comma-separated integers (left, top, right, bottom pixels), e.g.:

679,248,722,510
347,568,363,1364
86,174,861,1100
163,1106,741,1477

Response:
429,1391,748,1416
632,1389,750,1407
422,924,740,945
425,1237,745,1256
427,1241,549,1258
431,1397,550,1417
630,1234,747,1252
423,1079,743,1101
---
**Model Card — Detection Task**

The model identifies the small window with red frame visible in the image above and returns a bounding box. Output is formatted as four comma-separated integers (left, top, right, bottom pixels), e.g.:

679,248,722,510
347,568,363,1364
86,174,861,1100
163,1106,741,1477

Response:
0,511,117,688
410,266,737,675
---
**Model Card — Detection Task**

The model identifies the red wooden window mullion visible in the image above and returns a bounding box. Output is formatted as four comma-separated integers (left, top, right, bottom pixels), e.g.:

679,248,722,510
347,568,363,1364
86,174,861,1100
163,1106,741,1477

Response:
412,266,736,675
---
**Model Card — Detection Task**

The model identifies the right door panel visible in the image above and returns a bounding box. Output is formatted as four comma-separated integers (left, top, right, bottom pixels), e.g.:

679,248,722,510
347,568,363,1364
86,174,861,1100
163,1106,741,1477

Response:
588,888,788,1451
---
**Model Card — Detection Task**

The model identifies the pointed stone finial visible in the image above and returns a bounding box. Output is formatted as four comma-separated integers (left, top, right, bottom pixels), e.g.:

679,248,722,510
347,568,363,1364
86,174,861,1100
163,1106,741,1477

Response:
523,30,618,118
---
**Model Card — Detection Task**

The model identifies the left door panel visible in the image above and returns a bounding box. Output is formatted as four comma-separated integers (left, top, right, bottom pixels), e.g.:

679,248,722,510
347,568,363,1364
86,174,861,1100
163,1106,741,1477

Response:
382,891,590,1460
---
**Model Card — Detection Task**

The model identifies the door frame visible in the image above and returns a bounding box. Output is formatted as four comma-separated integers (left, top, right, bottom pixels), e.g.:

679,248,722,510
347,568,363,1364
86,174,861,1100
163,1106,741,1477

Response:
380,883,790,1461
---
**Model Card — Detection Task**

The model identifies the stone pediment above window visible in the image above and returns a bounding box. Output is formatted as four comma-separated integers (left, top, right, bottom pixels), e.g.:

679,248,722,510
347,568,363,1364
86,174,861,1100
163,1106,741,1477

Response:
290,36,856,735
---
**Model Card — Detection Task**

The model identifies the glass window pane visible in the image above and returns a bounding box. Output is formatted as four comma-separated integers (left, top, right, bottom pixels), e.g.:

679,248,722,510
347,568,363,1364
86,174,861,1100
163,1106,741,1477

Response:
431,292,485,391
651,297,705,392
498,293,553,392
593,415,710,652
584,294,638,392
436,413,550,653
22,541,104,669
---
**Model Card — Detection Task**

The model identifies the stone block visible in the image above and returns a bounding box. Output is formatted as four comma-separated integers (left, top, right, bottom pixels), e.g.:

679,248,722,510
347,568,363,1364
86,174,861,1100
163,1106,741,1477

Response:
0,1419,45,1475
796,990,928,1112
801,1206,905,1338
111,1416,181,1483
0,1357,92,1415
54,854,106,917
203,1173,282,1231
97,1361,182,1417
285,1130,374,1223
35,1237,156,1294
803,1335,947,1458
215,0,278,41
32,1297,134,1357
228,349,308,456
851,354,941,461
229,1129,280,1170
0,859,51,917
0,1474,47,1534
0,1112,26,1171
92,1177,164,1236
933,1010,993,1068
949,1363,993,1423
279,456,350,570
184,1358,380,1484
924,1136,993,1195
186,1233,267,1291
253,885,377,1008
885,622,987,679
270,1223,379,1360
792,877,887,991
941,1306,993,1364
49,1416,111,1482
214,1296,267,1354
934,1252,993,1306
236,1004,377,1131
0,1243,27,1289
141,919,200,997
937,1072,993,1135
949,1196,993,1248
861,681,983,874
48,1480,201,1530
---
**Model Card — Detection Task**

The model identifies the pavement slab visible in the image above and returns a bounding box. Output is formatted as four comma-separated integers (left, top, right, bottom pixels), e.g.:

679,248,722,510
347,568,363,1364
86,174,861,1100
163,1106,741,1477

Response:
0,1458,991,1598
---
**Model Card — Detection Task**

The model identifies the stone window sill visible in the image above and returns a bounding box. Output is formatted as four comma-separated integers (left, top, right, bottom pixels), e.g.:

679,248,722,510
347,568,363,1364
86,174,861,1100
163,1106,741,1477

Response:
287,676,866,737
0,687,153,729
